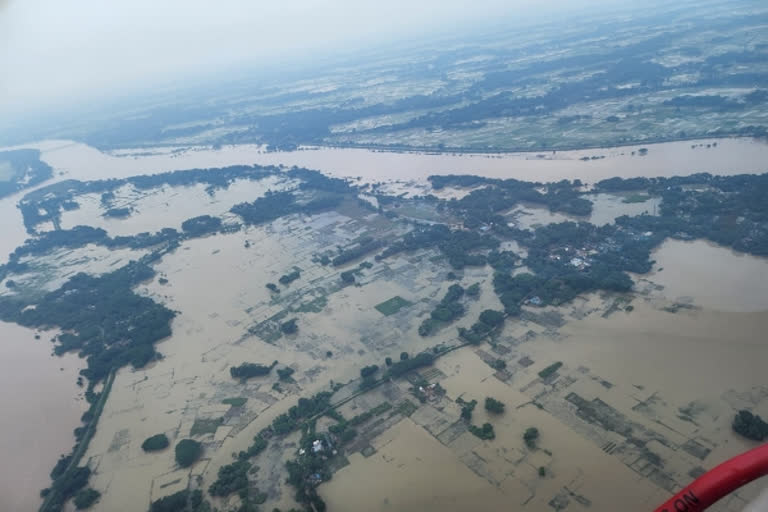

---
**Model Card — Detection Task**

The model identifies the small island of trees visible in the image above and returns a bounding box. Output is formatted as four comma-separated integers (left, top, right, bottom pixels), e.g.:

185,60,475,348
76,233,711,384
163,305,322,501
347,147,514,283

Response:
230,361,278,380
469,422,495,440
141,433,170,452
175,439,202,468
485,397,505,414
524,427,540,449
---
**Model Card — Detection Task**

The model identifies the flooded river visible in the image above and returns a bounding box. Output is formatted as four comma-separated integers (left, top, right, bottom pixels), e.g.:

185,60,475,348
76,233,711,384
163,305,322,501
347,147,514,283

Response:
6,136,768,187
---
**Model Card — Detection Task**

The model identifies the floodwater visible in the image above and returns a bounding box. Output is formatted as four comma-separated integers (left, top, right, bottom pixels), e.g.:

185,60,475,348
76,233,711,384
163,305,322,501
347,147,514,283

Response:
4,137,768,189
321,418,512,512
0,136,762,260
0,322,87,512
1,136,767,510
647,239,768,312
59,176,293,237
514,193,660,230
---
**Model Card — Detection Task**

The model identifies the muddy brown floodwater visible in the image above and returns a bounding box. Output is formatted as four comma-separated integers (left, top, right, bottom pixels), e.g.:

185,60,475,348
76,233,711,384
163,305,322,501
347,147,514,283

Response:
0,322,86,512
0,136,767,511
647,239,768,312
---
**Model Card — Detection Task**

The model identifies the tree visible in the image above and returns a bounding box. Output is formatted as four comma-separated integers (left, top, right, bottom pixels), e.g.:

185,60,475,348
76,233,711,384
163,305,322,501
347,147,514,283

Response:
469,422,495,440
360,365,379,378
733,410,768,441
485,397,505,414
141,433,170,452
209,460,251,497
385,357,393,366
538,467,546,477
524,427,540,449
73,488,101,509
340,270,355,284
492,359,506,371
230,361,277,380
479,309,504,328
281,318,298,334
400,352,409,361
150,490,191,512
460,399,477,421
277,367,295,381
175,439,202,467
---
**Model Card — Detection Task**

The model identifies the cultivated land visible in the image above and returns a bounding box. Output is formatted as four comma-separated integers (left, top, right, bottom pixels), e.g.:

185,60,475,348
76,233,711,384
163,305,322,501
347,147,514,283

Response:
3,1,768,153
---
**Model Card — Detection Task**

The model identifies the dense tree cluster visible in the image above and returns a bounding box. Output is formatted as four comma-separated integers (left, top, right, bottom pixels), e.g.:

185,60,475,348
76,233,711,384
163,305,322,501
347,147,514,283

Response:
340,270,355,284
174,439,202,468
485,397,505,414
180,214,222,236
141,434,170,452
230,361,277,380
359,364,380,388
433,176,592,227
231,190,343,226
270,392,334,435
73,488,100,510
469,423,495,440
524,427,540,448
377,224,499,269
733,410,768,441
385,352,436,378
459,398,477,421
0,261,175,382
208,460,251,497
239,435,268,460
458,309,505,344
280,318,298,334
43,466,91,512
277,367,296,381
419,284,465,336
487,250,519,270
596,173,768,256
279,269,301,285
149,489,204,512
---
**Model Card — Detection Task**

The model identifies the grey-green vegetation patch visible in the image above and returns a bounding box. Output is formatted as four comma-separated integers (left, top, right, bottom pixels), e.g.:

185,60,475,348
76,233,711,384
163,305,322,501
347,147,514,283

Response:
294,295,328,313
395,399,418,417
374,295,413,316
190,417,223,436
622,194,652,204
222,397,247,407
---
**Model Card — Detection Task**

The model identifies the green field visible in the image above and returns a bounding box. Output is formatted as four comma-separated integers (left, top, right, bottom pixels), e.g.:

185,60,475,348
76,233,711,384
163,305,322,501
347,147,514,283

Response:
190,417,223,436
375,296,413,316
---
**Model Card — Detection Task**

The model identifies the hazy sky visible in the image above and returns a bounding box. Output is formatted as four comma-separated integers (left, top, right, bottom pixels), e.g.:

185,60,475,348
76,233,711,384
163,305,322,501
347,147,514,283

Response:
0,0,617,114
